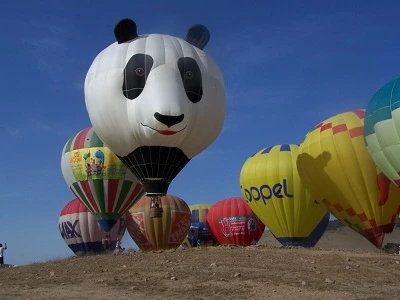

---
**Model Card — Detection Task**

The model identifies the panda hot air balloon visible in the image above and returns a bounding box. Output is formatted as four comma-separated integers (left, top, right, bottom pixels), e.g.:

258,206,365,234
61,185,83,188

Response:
61,127,144,232
59,198,126,255
84,19,226,217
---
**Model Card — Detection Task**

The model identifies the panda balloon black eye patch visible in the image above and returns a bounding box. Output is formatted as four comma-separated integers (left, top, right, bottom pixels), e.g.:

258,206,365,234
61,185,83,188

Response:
122,54,154,100
178,57,203,103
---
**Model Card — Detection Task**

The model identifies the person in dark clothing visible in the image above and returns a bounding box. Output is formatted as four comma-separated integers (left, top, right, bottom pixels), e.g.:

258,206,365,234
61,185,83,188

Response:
0,243,7,267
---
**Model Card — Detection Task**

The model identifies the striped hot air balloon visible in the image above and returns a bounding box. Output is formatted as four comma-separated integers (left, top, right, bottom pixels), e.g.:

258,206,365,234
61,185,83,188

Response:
125,195,191,250
297,110,400,248
59,198,126,255
240,144,330,247
61,127,144,233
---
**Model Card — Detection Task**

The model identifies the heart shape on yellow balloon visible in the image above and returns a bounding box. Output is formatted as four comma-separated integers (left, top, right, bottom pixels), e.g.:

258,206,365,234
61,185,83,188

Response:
296,110,400,248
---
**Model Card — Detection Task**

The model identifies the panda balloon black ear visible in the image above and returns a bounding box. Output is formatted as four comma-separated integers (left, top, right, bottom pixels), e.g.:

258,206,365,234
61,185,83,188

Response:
114,18,138,44
185,24,210,50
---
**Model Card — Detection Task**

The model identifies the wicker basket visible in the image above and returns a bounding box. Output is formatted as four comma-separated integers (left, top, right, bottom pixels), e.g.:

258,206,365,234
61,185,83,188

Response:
150,207,164,218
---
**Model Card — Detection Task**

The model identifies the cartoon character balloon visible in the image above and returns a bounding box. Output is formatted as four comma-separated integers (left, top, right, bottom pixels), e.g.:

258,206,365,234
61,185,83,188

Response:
240,144,330,247
59,198,126,255
61,127,144,232
84,18,226,210
297,110,400,248
364,76,400,185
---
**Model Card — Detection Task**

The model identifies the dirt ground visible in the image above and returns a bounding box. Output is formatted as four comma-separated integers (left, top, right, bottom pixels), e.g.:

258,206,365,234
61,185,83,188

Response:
2,223,400,300
1,246,400,299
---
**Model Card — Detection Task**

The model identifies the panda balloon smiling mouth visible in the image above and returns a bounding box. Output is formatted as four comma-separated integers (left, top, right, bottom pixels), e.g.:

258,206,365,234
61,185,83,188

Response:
141,123,187,136
141,112,187,135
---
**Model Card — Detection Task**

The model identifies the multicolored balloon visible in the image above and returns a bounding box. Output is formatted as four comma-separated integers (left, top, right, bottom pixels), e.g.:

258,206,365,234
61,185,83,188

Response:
206,197,265,246
364,76,400,185
59,198,126,255
297,110,400,248
186,204,216,246
240,144,330,247
84,18,226,199
125,195,191,250
61,127,144,232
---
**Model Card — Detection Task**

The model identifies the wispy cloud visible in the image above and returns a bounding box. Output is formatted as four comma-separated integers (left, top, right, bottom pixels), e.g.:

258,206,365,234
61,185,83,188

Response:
6,127,22,138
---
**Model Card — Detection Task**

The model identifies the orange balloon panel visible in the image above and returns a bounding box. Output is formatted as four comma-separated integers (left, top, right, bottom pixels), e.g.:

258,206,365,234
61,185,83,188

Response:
125,195,191,250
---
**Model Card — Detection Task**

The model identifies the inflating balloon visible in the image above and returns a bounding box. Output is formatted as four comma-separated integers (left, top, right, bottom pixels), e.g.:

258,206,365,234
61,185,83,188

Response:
125,194,191,250
297,110,400,248
61,127,144,232
240,144,330,247
206,197,265,246
187,204,216,246
84,18,226,217
364,76,400,185
59,198,126,255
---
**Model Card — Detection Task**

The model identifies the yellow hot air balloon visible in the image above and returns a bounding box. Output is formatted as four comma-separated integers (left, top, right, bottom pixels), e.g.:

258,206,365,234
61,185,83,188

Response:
297,110,400,248
240,144,330,247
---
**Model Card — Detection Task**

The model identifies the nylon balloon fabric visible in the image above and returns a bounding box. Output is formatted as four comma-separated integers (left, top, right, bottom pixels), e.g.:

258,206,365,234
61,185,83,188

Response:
125,195,191,250
186,204,217,246
84,19,226,195
59,198,126,255
297,110,400,248
61,127,144,233
206,197,265,246
240,144,329,247
364,76,400,186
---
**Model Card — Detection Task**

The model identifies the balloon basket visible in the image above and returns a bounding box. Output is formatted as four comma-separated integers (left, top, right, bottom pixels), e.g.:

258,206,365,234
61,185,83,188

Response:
150,207,163,218
149,195,163,218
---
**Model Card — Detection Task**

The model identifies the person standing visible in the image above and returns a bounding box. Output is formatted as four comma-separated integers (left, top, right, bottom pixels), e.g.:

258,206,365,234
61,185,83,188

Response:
102,235,110,253
113,238,124,255
0,243,7,267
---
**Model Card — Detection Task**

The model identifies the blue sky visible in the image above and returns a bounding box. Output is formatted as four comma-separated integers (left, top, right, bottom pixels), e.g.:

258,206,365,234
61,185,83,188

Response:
1,0,400,265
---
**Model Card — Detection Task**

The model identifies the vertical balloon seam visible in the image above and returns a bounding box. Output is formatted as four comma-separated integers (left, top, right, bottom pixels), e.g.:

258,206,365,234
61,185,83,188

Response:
353,110,382,229
341,112,375,226
268,148,286,238
388,80,400,176
327,113,364,230
289,145,298,237
277,146,290,237
291,145,303,237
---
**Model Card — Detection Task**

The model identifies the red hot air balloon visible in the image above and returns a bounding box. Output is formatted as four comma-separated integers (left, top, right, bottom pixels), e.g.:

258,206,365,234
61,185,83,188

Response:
206,197,265,246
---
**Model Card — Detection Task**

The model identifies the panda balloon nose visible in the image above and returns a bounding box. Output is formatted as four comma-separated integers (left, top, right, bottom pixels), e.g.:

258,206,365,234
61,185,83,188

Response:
154,112,185,128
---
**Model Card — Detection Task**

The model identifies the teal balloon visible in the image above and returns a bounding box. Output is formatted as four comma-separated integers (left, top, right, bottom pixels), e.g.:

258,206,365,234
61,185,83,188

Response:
364,76,400,186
